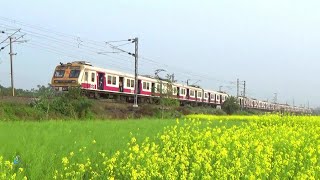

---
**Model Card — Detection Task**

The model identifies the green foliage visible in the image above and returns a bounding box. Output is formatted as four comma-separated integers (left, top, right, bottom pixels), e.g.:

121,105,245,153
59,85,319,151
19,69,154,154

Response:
33,86,93,119
156,74,180,118
0,102,45,121
222,96,240,115
0,119,177,179
0,84,36,97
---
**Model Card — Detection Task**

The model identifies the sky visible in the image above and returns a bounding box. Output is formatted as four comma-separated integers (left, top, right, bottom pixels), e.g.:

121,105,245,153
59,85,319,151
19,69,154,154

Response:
0,0,319,107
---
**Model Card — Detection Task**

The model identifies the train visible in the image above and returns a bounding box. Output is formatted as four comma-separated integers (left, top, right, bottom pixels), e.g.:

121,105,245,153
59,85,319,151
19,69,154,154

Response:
51,61,311,113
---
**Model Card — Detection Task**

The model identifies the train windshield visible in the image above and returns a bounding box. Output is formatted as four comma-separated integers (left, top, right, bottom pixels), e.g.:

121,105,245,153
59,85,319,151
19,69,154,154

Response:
54,70,65,78
69,70,80,78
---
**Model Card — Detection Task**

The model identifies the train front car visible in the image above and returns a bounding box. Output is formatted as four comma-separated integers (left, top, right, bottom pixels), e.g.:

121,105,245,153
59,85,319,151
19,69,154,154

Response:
51,62,84,91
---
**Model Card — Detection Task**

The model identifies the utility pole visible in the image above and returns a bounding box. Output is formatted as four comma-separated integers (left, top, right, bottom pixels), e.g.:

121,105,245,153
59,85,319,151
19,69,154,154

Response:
243,81,246,98
0,29,24,97
187,79,190,86
133,37,139,108
9,36,15,96
237,78,239,97
273,93,277,104
293,98,295,107
104,37,139,107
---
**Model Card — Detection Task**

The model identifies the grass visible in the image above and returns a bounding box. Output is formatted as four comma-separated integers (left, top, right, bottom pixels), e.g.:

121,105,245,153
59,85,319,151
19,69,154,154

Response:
0,119,178,179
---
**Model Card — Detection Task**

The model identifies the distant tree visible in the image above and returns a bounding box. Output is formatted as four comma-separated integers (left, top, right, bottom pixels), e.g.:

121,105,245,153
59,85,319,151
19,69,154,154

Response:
155,73,180,119
0,84,36,97
222,96,240,115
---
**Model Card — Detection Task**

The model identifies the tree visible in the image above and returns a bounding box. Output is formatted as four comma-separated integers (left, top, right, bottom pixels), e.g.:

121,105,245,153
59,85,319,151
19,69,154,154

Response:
155,73,180,119
222,96,240,115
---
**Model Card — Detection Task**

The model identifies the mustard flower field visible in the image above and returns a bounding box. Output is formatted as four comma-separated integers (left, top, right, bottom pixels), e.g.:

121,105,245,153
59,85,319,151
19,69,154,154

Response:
1,115,320,179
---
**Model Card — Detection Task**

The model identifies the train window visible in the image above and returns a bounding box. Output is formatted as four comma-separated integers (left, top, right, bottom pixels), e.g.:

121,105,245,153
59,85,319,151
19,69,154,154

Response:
198,92,202,98
173,87,177,94
84,72,88,81
91,73,95,82
180,88,185,95
126,79,135,88
54,70,65,78
204,93,208,98
69,70,80,78
107,76,112,84
112,76,117,85
217,96,220,100
142,82,150,90
190,90,195,96
211,94,215,99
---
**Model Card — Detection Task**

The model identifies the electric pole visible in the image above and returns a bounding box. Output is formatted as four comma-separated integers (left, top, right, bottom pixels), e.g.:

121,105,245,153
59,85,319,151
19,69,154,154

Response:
104,37,139,107
273,93,277,104
9,36,15,96
0,29,25,97
292,98,295,107
133,37,139,108
243,81,246,98
237,78,239,97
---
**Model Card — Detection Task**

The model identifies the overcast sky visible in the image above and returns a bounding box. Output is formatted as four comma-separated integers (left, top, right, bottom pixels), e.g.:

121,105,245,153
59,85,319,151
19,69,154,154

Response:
0,0,319,107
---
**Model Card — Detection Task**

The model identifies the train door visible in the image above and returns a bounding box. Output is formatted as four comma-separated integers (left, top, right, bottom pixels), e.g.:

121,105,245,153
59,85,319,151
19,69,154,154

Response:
186,89,190,99
177,87,180,97
151,83,155,96
97,73,105,90
195,90,198,102
215,94,218,104
220,95,223,104
119,77,124,92
138,80,141,94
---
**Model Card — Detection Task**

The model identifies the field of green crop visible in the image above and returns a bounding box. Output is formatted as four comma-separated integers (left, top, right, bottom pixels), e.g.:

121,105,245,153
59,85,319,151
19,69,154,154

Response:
1,115,320,179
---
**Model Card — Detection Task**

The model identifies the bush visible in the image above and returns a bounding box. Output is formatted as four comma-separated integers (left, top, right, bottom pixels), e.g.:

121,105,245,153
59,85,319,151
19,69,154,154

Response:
222,96,240,115
33,87,93,119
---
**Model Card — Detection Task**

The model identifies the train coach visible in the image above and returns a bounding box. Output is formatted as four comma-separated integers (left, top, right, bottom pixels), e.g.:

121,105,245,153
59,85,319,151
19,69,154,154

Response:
51,61,310,113
51,61,227,107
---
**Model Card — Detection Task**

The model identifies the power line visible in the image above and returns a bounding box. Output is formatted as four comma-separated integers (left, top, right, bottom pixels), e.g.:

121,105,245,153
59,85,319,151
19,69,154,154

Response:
0,16,299,105
0,18,233,86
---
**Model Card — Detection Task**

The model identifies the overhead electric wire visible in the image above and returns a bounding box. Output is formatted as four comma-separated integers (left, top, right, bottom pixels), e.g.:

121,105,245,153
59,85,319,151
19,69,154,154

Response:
0,16,244,93
27,40,135,70
0,23,142,69
21,42,134,72
0,17,232,84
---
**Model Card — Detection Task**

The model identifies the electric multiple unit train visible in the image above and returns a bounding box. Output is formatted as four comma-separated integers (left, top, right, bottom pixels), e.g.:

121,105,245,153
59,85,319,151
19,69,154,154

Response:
51,61,310,113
